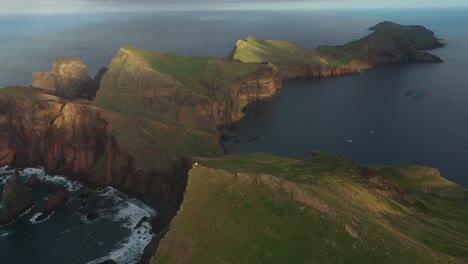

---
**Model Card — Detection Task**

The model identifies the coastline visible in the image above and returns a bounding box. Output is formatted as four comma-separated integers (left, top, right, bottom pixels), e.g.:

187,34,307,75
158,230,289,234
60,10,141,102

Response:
0,167,157,264
0,20,450,263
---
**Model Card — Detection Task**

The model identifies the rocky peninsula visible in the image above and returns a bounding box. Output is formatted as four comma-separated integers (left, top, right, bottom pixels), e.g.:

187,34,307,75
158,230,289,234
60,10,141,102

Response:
0,22,466,263
230,21,444,78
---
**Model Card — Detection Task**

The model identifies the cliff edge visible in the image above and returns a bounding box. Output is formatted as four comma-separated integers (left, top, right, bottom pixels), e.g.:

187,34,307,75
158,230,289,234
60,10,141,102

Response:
230,21,444,79
152,153,468,263
94,46,281,130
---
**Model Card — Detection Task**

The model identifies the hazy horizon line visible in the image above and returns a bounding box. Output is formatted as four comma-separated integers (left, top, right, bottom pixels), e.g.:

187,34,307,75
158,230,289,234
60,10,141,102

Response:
1,6,467,15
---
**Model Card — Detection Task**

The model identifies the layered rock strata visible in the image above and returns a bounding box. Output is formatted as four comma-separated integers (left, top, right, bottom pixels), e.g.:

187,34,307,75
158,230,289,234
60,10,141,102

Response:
31,56,97,100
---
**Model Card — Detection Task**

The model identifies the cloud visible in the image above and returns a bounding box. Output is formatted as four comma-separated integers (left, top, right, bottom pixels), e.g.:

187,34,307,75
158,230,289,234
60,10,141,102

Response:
0,0,467,13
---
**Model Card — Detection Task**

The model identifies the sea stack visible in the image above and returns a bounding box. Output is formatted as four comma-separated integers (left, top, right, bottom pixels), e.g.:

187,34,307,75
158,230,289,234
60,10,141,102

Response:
0,170,34,225
31,55,97,100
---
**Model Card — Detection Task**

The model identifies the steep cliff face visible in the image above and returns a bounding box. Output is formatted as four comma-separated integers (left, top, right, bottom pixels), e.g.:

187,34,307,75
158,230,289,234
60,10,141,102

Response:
368,21,445,50
0,46,284,259
0,87,63,168
317,21,444,68
0,25,448,261
231,22,444,79
0,86,221,235
94,46,281,131
280,64,361,79
31,56,97,100
229,36,367,79
0,170,34,224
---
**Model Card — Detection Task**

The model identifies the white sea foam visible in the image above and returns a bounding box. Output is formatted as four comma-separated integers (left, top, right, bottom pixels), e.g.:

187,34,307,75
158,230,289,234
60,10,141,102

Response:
77,212,93,225
87,188,155,264
0,230,12,238
23,168,82,192
0,167,82,192
61,227,78,234
0,167,156,263
30,211,53,224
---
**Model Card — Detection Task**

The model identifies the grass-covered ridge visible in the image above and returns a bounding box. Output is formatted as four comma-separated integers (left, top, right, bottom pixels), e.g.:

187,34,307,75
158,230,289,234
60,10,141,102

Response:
93,45,279,131
153,152,468,264
120,45,261,88
230,36,327,65
231,21,443,72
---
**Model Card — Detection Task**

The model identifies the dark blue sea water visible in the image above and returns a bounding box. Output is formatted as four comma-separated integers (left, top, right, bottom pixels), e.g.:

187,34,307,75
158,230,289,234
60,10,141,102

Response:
0,8,467,263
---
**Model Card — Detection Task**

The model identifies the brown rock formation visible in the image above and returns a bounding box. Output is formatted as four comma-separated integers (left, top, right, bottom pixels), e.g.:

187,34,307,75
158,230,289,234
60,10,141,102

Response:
0,47,280,258
31,56,97,100
0,170,34,224
0,85,218,237
280,64,361,79
27,174,40,187
94,47,281,130
44,187,68,214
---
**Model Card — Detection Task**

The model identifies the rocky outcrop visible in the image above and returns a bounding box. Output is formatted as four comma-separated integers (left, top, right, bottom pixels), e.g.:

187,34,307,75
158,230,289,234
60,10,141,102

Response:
44,187,68,213
27,174,39,187
232,22,444,79
34,187,69,221
0,48,280,261
0,170,34,225
280,64,361,79
368,21,445,50
0,85,216,241
0,25,448,261
31,56,97,100
95,47,281,131
409,50,444,63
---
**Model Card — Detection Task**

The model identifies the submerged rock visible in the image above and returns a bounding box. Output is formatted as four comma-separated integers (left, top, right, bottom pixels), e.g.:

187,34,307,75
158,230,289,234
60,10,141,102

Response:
27,174,40,188
77,186,93,199
31,55,97,100
45,187,69,214
0,170,34,225
35,187,69,221
98,260,116,264
86,211,99,221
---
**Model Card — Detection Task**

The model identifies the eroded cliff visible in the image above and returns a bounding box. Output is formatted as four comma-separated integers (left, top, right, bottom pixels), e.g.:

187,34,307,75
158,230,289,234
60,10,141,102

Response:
0,86,221,238
31,56,98,100
94,46,281,130
0,46,282,258
0,21,452,263
230,22,444,79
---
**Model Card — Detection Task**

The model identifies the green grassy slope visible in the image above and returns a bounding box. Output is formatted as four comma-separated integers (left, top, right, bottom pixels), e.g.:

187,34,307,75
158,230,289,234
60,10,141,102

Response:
123,45,260,89
317,22,443,66
93,45,277,131
231,22,443,71
153,153,468,264
230,36,327,65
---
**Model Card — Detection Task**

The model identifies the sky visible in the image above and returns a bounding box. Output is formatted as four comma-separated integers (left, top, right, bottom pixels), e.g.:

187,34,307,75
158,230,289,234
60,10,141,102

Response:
1,0,468,14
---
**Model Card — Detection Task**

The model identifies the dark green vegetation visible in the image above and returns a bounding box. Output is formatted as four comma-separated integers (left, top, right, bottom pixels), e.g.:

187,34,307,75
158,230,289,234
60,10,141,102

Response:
93,45,279,131
122,45,260,88
231,21,444,73
153,153,468,264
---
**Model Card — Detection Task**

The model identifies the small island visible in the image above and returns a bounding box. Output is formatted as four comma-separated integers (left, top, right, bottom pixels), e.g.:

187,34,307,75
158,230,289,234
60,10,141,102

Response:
1,22,466,264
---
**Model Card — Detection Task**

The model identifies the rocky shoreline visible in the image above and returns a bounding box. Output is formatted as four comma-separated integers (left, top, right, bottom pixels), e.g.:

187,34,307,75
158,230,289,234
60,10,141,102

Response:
0,21,446,263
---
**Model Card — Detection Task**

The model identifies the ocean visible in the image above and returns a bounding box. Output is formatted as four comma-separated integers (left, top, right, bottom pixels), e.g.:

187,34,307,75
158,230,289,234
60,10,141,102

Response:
0,8,467,263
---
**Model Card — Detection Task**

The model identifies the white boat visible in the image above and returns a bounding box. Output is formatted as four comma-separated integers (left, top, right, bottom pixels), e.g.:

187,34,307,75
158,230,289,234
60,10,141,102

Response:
370,128,375,134
347,137,353,143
